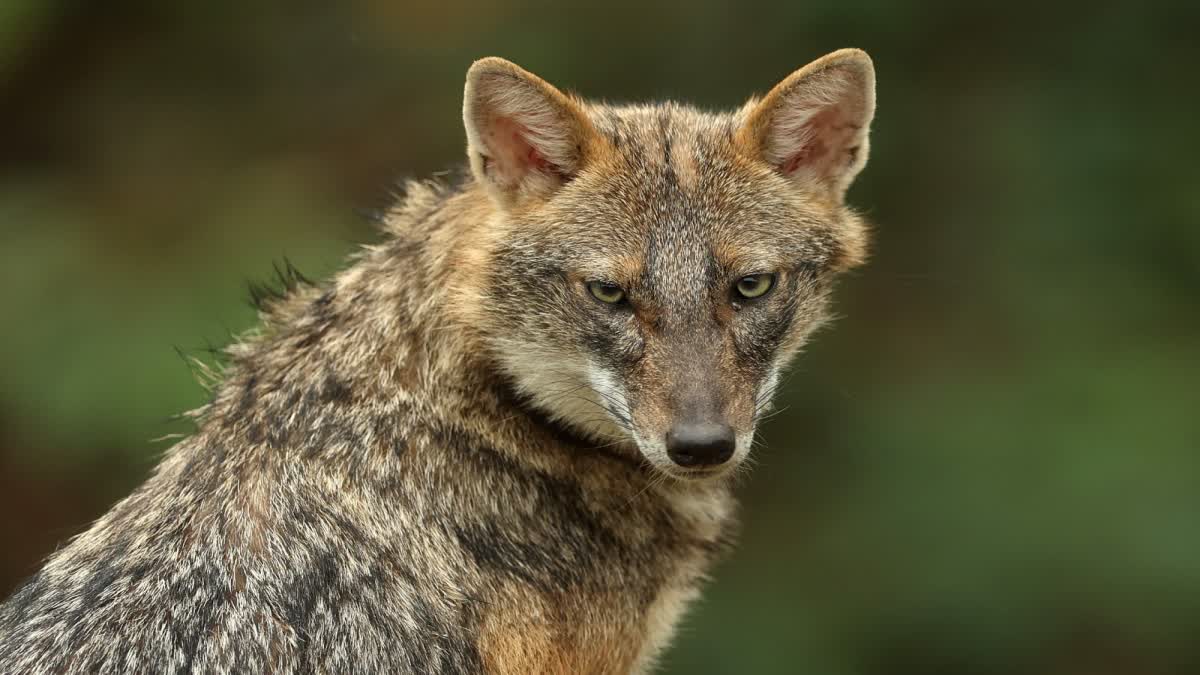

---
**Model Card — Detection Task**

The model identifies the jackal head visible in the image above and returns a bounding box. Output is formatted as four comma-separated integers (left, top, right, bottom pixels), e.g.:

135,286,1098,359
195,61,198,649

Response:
459,50,875,481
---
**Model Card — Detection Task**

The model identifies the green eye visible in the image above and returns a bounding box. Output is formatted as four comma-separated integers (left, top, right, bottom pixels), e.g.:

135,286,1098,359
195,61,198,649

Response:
587,281,626,304
735,273,775,299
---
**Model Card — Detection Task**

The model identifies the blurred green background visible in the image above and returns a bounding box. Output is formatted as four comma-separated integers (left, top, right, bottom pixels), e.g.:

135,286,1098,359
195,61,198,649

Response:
2,1,1198,673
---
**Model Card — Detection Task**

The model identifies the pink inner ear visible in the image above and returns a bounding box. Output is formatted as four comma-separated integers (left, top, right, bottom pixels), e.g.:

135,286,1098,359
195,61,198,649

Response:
778,105,859,181
781,139,827,175
524,141,551,171
489,116,556,178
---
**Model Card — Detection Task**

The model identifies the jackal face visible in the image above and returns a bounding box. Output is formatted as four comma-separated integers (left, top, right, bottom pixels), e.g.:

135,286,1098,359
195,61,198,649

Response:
461,50,875,481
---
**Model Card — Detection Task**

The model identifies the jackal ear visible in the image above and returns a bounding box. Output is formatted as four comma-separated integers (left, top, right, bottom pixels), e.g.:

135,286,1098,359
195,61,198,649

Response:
463,58,594,204
738,49,876,200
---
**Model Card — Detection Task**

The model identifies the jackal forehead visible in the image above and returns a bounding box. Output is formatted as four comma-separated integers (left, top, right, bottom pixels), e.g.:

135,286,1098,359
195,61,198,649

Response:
531,108,841,283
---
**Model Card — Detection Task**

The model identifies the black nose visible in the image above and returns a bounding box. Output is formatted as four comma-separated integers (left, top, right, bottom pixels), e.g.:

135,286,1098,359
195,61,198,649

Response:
665,422,736,468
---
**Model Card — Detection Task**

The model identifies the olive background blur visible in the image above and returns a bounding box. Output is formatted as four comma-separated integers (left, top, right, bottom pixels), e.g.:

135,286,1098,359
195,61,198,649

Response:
2,2,1198,673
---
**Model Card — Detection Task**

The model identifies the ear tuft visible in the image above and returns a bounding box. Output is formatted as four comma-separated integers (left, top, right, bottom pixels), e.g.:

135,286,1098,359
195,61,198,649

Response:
463,58,592,203
739,48,876,200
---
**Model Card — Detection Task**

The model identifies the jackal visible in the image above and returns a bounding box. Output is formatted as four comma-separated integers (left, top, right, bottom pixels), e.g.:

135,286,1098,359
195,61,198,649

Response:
0,48,876,673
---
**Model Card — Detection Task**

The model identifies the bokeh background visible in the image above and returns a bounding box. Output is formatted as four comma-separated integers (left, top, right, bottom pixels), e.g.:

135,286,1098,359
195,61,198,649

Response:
2,1,1198,673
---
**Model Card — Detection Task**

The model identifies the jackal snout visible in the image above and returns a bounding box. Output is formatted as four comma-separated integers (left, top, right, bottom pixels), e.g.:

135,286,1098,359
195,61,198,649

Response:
617,329,764,477
665,378,737,468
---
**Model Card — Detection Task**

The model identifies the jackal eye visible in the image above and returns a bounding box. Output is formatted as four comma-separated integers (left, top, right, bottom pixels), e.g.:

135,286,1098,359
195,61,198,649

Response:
735,273,775,300
587,281,627,304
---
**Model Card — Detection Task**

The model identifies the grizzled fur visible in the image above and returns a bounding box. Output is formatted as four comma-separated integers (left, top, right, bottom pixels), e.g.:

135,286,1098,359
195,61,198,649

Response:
0,49,876,673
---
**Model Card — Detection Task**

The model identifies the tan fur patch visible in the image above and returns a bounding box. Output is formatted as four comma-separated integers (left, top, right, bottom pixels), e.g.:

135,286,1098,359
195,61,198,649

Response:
477,588,641,675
